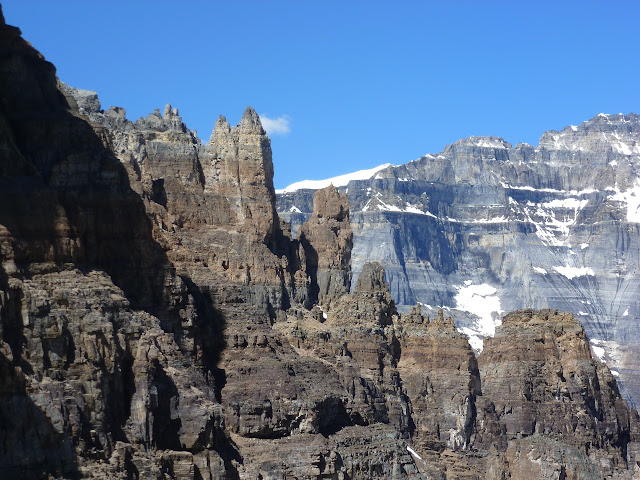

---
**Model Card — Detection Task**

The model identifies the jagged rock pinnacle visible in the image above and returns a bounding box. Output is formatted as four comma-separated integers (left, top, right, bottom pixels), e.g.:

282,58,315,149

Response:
299,185,353,306
239,106,265,135
213,115,231,135
355,261,388,294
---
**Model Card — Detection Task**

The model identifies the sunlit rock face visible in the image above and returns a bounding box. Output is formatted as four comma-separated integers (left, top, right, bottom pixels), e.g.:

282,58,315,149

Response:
277,113,640,408
2,5,640,478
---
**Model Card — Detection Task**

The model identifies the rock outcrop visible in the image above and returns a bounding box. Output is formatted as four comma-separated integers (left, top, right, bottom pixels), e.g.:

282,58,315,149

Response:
478,309,637,478
0,11,231,479
396,306,480,454
277,112,640,411
298,185,353,306
1,7,640,480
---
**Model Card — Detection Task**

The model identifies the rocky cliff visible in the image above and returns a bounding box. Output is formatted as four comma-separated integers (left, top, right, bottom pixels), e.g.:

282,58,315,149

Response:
1,7,640,480
277,113,640,412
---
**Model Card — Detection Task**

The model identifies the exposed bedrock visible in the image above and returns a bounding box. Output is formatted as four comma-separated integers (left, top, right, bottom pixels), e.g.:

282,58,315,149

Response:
298,185,353,307
1,5,640,479
276,112,640,411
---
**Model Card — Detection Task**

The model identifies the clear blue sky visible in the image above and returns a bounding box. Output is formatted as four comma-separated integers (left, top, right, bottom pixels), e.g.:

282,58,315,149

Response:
3,1,639,188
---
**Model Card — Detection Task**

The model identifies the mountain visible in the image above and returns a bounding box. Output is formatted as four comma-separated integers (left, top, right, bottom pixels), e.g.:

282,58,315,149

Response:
277,113,640,411
1,7,640,479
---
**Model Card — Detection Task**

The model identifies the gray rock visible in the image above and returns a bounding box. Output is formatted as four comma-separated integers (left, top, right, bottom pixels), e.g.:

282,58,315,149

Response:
276,113,640,409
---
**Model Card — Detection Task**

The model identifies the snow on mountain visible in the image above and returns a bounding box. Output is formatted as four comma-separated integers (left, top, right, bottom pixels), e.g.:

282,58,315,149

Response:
275,163,393,194
275,112,640,408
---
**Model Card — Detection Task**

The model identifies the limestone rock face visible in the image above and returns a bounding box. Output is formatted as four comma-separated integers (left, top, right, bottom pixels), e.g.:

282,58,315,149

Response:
298,185,353,306
0,12,231,479
396,305,480,453
203,107,280,247
63,82,306,317
2,7,640,480
276,113,640,410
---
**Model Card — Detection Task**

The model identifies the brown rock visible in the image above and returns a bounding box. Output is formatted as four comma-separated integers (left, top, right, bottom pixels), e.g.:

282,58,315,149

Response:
299,185,353,306
477,309,640,477
396,305,480,455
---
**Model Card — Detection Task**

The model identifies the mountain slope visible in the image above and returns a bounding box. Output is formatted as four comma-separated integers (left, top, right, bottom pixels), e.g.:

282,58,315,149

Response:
277,113,640,409
2,7,640,478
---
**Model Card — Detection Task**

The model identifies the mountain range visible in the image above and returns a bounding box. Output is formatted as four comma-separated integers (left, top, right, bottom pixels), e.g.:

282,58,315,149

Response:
277,112,640,411
1,7,640,479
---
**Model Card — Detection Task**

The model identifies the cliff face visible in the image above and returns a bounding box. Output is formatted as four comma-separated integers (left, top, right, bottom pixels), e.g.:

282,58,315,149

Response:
478,309,637,479
298,185,353,307
277,113,640,411
1,8,640,480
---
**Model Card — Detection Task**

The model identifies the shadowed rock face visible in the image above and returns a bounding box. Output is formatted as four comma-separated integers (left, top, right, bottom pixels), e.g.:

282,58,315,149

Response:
1,6,640,480
0,10,231,479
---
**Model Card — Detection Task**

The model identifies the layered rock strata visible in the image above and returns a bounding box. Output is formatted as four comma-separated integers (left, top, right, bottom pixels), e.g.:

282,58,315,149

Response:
1,7,640,480
478,309,637,478
276,113,640,409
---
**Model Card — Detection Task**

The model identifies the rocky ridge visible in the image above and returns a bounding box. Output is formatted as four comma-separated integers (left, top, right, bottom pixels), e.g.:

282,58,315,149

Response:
1,8,640,480
277,112,640,411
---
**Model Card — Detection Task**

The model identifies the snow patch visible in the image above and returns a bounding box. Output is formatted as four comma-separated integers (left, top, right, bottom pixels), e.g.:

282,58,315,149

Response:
580,243,589,249
500,182,597,196
288,206,302,213
466,136,509,149
552,265,595,279
591,343,605,361
608,180,640,222
276,163,393,193
407,446,422,460
623,308,629,317
588,338,624,369
611,141,640,155
542,198,588,210
375,199,402,212
533,267,548,275
471,216,509,224
454,284,503,342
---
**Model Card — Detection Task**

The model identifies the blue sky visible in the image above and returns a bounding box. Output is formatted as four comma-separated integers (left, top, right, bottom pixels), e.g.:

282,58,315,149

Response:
3,1,639,188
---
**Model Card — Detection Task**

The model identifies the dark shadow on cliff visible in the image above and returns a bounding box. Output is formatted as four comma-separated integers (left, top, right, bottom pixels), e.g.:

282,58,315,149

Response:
0,13,236,476
0,13,193,333
0,351,80,480
179,276,242,478
150,360,182,450
297,231,320,306
181,276,228,402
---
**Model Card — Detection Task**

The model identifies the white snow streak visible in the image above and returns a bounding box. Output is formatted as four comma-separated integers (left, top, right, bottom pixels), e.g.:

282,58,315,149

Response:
454,284,503,345
608,180,640,223
591,343,605,360
407,446,422,460
276,163,393,193
552,265,595,279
